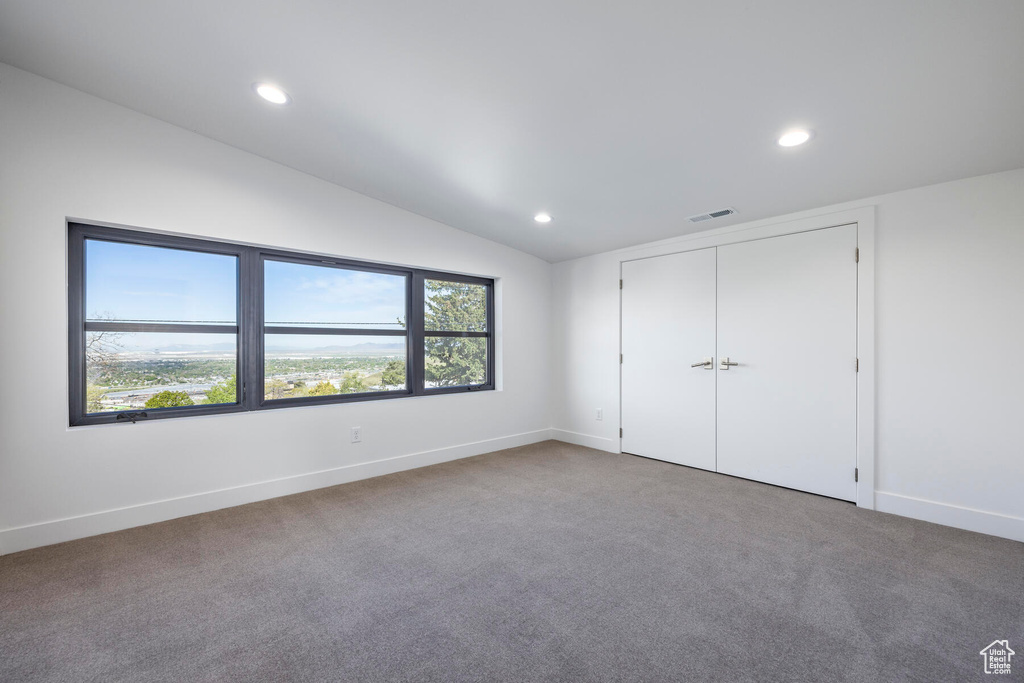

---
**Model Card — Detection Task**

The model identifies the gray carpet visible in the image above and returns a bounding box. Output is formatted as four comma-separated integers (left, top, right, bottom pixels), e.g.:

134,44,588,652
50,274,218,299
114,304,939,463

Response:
1,441,1021,682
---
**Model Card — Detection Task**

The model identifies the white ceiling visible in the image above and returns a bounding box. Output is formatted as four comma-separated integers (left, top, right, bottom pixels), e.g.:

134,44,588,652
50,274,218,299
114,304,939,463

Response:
2,1,1023,262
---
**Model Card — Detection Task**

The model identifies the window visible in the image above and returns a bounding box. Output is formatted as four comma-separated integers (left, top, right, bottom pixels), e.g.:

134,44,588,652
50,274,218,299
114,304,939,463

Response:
423,279,489,388
262,258,408,401
69,223,494,425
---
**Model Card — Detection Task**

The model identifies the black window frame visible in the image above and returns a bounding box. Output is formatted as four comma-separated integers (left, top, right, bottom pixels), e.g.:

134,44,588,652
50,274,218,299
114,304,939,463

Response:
417,273,494,394
69,222,495,426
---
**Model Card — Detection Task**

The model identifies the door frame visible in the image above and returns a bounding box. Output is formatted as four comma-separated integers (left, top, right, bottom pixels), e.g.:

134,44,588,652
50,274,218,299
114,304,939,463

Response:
618,206,876,509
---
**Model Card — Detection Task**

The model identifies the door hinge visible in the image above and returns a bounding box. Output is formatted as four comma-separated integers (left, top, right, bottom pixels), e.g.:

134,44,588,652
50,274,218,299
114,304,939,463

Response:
619,427,623,438
855,247,860,263
619,279,623,289
620,353,623,364
855,467,859,482
856,358,859,372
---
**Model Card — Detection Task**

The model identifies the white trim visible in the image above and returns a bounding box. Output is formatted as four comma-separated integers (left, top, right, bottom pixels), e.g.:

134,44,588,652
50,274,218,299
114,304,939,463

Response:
0,429,554,556
876,491,1024,543
616,206,877,509
550,428,621,453
854,209,876,509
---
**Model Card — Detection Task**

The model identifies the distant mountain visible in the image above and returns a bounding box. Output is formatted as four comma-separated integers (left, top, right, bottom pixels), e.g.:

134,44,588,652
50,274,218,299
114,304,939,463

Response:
320,342,404,352
123,341,404,354
265,342,405,353
130,342,236,353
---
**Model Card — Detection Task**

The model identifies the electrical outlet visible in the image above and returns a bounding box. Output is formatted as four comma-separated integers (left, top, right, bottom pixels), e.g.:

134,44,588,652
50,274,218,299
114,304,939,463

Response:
596,408,603,421
351,426,362,443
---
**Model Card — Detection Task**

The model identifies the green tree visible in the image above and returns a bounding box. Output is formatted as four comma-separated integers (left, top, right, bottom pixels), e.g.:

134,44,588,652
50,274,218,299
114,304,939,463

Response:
380,359,406,389
425,281,486,331
424,280,487,386
339,372,366,394
204,374,237,404
308,380,338,396
145,391,195,409
86,385,107,413
265,379,289,400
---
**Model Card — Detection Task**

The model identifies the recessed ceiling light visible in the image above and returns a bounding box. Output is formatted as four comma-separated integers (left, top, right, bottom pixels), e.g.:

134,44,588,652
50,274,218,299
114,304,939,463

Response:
254,83,290,105
778,129,812,147
534,213,552,224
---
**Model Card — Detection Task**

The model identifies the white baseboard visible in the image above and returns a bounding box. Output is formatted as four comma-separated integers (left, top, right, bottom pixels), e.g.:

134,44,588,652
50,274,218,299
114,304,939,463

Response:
550,429,620,453
875,491,1024,543
0,429,554,556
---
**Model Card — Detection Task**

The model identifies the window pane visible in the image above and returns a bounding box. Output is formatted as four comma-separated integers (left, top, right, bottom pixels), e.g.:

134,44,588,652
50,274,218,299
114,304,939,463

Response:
85,240,237,324
264,334,407,399
425,337,487,387
265,261,406,329
85,332,237,413
424,280,487,332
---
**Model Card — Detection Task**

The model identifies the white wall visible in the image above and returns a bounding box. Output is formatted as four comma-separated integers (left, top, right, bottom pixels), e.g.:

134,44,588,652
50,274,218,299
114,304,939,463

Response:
0,64,553,554
552,168,1024,542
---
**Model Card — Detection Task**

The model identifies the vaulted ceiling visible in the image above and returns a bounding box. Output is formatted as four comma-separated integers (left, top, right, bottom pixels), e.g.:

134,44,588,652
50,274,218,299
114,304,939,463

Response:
2,1,1023,261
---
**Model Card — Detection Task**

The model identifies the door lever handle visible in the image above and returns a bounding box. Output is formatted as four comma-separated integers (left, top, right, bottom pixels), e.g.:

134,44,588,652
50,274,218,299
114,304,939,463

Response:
691,357,713,369
720,357,739,369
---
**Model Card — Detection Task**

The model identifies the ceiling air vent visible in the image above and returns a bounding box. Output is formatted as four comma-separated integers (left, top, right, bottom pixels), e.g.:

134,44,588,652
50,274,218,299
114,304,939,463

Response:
687,207,737,223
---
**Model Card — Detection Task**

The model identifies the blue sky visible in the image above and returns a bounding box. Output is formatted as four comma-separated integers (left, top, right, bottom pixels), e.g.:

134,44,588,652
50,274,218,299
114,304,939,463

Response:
86,240,406,352
264,260,405,328
86,239,236,323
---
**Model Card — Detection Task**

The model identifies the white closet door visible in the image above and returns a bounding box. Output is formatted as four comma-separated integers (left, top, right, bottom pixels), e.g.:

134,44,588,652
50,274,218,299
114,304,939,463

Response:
716,224,858,501
621,248,717,470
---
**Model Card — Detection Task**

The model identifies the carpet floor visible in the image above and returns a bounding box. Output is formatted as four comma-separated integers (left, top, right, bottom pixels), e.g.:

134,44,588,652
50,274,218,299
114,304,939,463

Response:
1,441,1022,682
